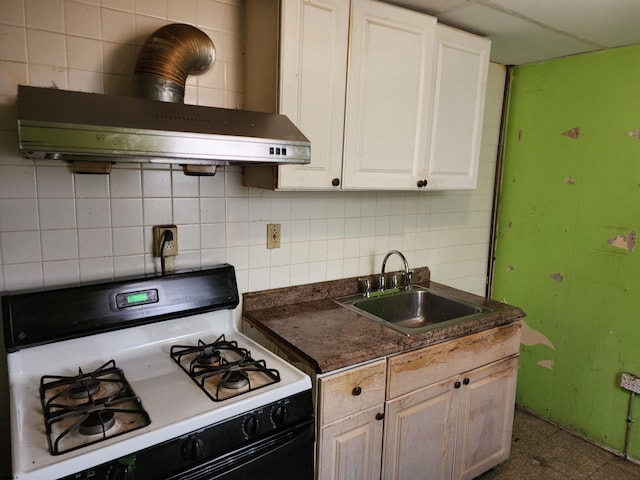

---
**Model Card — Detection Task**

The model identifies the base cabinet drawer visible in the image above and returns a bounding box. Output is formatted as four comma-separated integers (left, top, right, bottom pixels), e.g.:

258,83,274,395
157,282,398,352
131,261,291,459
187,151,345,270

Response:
319,359,386,426
387,322,521,399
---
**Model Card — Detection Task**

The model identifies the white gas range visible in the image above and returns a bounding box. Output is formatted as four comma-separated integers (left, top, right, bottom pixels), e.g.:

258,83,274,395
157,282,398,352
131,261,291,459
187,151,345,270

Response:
2,264,313,480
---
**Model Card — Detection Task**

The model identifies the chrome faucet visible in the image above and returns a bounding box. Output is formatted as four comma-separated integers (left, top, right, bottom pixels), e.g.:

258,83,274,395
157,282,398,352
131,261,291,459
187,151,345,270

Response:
380,250,412,291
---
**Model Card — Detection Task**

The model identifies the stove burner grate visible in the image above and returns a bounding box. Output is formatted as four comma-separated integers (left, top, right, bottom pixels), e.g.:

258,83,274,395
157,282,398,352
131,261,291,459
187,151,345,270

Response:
40,360,151,455
171,334,281,402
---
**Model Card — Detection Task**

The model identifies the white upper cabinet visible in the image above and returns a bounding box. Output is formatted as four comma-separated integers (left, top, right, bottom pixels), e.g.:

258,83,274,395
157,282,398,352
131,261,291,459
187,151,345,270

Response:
425,24,491,190
278,0,350,188
243,0,491,191
341,0,436,189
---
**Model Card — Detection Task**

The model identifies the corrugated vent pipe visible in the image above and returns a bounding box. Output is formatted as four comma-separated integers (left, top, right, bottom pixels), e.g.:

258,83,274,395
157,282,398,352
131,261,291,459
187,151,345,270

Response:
132,23,216,103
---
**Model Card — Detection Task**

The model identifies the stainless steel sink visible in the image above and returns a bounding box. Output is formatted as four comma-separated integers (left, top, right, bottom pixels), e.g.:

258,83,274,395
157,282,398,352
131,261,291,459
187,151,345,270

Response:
334,285,494,335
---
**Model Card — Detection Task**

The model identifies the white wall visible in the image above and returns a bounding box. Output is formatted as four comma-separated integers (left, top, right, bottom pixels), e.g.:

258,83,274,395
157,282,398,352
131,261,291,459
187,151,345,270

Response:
0,0,506,475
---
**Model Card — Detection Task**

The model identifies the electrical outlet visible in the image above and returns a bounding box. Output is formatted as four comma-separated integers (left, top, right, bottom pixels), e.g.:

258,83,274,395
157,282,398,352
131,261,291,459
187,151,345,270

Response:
267,223,281,249
153,225,178,257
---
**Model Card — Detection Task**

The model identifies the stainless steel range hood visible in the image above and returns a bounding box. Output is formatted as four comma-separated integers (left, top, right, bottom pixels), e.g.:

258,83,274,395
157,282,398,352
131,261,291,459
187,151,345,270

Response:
17,85,311,170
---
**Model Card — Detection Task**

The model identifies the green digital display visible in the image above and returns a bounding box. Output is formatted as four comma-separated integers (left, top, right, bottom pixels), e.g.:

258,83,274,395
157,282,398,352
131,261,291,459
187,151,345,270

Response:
127,292,148,304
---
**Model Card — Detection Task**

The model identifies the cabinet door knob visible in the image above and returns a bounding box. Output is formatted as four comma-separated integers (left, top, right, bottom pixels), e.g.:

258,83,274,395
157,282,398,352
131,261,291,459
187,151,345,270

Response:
375,412,385,421
463,377,470,385
352,386,362,396
454,381,462,389
331,178,340,187
416,179,428,188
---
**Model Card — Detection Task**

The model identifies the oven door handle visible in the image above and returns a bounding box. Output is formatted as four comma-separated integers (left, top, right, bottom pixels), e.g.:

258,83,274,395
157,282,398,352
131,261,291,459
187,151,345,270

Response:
167,419,315,480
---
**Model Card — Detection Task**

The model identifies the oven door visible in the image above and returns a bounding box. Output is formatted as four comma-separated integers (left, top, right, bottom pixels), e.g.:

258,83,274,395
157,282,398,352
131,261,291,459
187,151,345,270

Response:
169,418,315,480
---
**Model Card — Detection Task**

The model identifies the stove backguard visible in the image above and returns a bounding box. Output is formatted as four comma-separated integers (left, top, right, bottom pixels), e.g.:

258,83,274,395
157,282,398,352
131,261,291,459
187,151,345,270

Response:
2,264,239,352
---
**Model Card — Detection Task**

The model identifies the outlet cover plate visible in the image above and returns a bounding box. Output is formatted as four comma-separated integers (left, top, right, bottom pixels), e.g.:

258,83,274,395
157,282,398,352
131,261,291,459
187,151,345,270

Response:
153,225,178,257
267,223,281,249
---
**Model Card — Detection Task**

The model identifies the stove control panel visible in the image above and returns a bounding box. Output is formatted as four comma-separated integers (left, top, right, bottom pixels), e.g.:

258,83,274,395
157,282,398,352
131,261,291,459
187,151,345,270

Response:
241,401,290,439
59,390,313,480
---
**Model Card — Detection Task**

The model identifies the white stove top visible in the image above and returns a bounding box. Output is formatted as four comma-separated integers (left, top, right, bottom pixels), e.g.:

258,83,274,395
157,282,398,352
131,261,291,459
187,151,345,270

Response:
7,310,311,480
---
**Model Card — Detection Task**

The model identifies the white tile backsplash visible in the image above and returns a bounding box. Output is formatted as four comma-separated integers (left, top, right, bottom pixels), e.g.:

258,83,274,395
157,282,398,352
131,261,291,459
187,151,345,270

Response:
66,36,103,71
76,198,111,228
167,0,197,23
64,1,102,39
3,0,26,27
0,199,39,231
112,226,144,255
41,229,78,261
78,227,112,258
111,198,143,227
27,29,67,66
25,0,64,32
0,25,27,63
142,197,172,225
1,230,41,263
36,166,75,197
0,0,505,317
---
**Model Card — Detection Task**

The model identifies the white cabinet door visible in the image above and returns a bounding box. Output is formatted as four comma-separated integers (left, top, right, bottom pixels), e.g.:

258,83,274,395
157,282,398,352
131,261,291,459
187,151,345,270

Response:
342,0,437,190
383,355,519,480
454,356,518,480
319,405,385,480
426,24,490,190
278,0,350,189
382,377,457,480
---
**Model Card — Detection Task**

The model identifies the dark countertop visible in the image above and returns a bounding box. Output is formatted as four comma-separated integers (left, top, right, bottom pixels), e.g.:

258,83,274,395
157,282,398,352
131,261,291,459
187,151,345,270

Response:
242,268,525,374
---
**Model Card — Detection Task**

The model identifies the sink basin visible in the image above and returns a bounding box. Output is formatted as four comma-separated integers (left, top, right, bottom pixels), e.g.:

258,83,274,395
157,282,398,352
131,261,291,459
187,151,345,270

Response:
335,285,494,335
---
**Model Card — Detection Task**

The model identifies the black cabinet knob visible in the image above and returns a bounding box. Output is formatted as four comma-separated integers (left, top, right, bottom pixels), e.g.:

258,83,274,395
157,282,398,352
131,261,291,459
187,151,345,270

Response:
352,386,362,396
331,178,340,186
463,378,470,385
375,412,385,421
454,381,462,389
416,179,428,188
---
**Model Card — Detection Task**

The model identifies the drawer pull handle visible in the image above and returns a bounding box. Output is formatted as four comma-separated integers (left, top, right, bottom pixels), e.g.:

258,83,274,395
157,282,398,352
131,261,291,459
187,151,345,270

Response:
352,386,362,396
454,381,462,389
463,377,470,386
375,412,385,421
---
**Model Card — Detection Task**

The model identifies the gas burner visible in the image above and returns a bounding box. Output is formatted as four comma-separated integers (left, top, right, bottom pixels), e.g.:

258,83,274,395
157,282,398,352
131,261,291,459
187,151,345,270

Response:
196,345,222,366
170,335,281,402
79,410,116,436
68,378,101,399
39,360,151,455
221,368,249,390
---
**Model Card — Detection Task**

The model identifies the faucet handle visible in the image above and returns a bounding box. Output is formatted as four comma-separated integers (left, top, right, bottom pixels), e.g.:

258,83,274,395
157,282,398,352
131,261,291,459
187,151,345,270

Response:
378,274,386,292
358,278,371,297
391,273,399,289
405,270,414,289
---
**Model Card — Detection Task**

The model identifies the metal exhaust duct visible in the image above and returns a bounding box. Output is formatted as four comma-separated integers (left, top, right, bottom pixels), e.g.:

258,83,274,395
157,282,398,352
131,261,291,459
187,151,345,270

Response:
132,24,216,104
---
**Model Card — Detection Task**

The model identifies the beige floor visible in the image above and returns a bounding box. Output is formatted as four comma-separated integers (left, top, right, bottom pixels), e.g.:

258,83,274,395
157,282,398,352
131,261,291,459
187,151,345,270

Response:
477,408,640,480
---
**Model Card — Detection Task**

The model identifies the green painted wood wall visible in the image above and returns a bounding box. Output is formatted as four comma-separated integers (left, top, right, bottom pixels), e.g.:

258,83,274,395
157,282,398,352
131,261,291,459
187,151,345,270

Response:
493,45,640,457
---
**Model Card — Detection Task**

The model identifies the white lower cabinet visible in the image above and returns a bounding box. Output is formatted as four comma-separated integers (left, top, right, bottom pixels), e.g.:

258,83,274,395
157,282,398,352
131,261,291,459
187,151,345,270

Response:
382,356,519,480
317,359,386,480
316,322,522,480
383,374,457,480
319,405,385,480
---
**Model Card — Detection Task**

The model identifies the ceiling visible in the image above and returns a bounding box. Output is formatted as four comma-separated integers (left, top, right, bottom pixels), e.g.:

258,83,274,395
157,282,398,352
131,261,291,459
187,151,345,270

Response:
384,0,640,65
